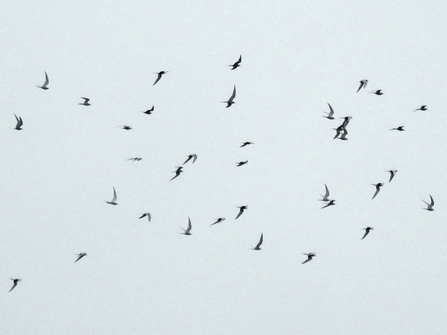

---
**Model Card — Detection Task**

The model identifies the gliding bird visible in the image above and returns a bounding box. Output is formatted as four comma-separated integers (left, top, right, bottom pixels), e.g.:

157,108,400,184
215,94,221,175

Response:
74,253,87,263
323,103,335,120
320,184,330,202
181,217,192,235
37,71,49,90
235,206,248,219
356,79,368,93
211,218,226,226
422,195,435,211
387,170,397,182
222,85,236,108
106,187,118,205
321,199,335,209
153,71,168,86
361,227,374,240
79,97,91,106
9,278,21,292
252,233,263,250
14,114,23,130
302,253,316,264
230,55,242,70
139,213,151,222
170,166,183,181
371,183,384,199
183,154,197,165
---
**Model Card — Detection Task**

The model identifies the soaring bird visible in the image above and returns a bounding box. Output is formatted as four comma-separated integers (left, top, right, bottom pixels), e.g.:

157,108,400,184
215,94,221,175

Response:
139,213,151,222
387,170,398,182
240,142,254,147
414,105,427,112
9,278,21,292
230,55,242,70
320,184,330,202
211,218,226,226
170,166,183,181
323,103,335,120
371,183,384,199
356,79,368,93
183,154,197,165
153,71,168,86
79,97,91,106
37,71,49,90
236,160,248,167
121,125,132,130
222,85,236,108
302,253,316,264
422,195,435,211
321,199,335,209
235,206,248,219
143,106,154,115
14,114,23,130
361,227,374,240
390,126,405,131
181,217,192,235
74,253,87,263
127,157,142,161
252,233,263,250
372,89,383,95
106,187,118,205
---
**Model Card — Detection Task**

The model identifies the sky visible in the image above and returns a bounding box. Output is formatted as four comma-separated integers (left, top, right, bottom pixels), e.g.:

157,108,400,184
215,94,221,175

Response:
2,1,447,334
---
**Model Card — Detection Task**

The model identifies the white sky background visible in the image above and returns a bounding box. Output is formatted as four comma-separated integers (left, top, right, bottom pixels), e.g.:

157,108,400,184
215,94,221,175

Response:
2,1,447,334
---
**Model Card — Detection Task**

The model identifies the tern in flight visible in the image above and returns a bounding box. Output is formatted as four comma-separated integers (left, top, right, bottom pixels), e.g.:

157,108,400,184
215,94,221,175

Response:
139,213,151,222
211,218,226,226
323,103,335,120
170,166,183,181
320,184,330,202
371,183,384,199
390,126,405,131
121,125,132,130
356,79,368,93
153,71,168,86
181,217,192,235
74,253,87,263
414,105,427,112
252,233,263,250
387,170,398,182
371,89,383,95
422,195,435,211
9,278,21,292
339,128,348,140
240,142,254,147
37,71,49,90
183,154,197,165
79,97,91,106
230,55,242,70
106,187,118,205
235,206,248,219
361,227,374,240
143,106,154,115
333,126,344,139
302,253,316,264
14,114,23,130
340,116,352,129
236,160,248,167
222,85,236,108
127,157,142,161
321,199,335,209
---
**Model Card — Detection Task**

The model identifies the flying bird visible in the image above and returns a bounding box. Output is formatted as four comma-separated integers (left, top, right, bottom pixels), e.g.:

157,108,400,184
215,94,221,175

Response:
181,217,192,235
340,116,352,129
183,154,197,165
321,199,335,209
320,184,330,202
361,227,374,240
106,187,118,205
356,79,368,93
222,85,236,108
371,89,383,95
9,278,21,292
252,233,263,250
139,213,151,222
240,142,254,147
387,170,398,182
79,97,91,106
390,126,405,131
236,160,248,167
422,195,435,211
143,106,154,115
333,126,344,139
74,253,87,263
170,166,183,181
37,71,49,90
414,105,427,112
230,55,242,70
211,218,226,226
339,128,348,140
235,206,248,219
153,71,168,86
302,253,316,264
371,183,384,199
121,125,132,130
323,103,335,120
127,157,142,161
14,114,23,130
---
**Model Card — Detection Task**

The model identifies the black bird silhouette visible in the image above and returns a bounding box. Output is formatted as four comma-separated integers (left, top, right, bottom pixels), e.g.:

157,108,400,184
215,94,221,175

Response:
74,253,87,263
121,125,132,130
372,89,383,95
321,199,335,209
106,187,118,205
153,71,168,86
390,126,405,131
14,114,23,130
240,142,254,147
387,170,397,182
127,157,142,161
9,278,21,292
236,160,248,167
79,97,91,106
170,166,183,181
361,227,374,240
252,233,263,250
183,154,197,165
340,116,352,129
302,253,316,264
181,217,192,235
235,206,248,219
37,71,49,90
422,195,435,211
356,79,368,93
230,55,242,70
323,103,335,120
211,218,226,226
139,213,151,222
222,85,236,108
143,106,154,115
371,183,384,199
414,105,427,112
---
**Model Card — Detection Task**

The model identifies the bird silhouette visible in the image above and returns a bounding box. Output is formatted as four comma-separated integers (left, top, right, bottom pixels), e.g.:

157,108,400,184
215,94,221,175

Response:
230,55,242,70
414,105,427,112
106,187,118,205
143,106,154,115
361,227,374,240
9,278,21,292
37,71,49,90
371,89,383,95
333,126,344,139
252,233,263,250
320,184,330,202
236,160,248,167
240,142,254,147
340,116,352,129
121,125,132,130
127,157,142,161
79,97,91,106
14,114,23,130
153,71,168,86
371,183,384,199
235,206,248,219
302,253,316,264
181,217,192,235
321,199,335,209
387,170,398,182
139,213,151,222
323,103,335,120
74,253,87,263
390,126,405,131
170,166,183,181
222,85,236,108
422,195,435,211
356,79,368,93
211,218,226,226
183,154,197,165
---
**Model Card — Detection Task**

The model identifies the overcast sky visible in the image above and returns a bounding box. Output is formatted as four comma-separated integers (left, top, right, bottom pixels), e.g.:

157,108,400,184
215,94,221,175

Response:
2,1,447,334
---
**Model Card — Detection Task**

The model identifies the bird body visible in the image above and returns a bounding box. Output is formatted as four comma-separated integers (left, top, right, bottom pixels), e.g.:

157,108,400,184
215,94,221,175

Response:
9,278,21,292
371,183,384,199
170,166,183,181
79,97,91,106
14,114,23,130
153,71,168,86
240,142,254,147
414,105,427,112
37,71,49,90
230,55,242,70
211,218,226,226
321,199,335,209
302,253,316,264
361,227,374,240
390,126,405,131
222,85,236,108
106,187,118,205
127,157,142,161
372,89,383,95
235,206,247,219
143,106,154,115
181,217,192,235
139,213,152,222
422,195,435,211
74,253,87,263
236,160,248,167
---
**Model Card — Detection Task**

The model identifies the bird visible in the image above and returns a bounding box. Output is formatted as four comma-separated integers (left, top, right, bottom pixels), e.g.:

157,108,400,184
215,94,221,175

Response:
333,126,344,139
183,154,197,165
372,89,383,95
74,253,87,263
127,157,142,161
230,55,242,70
320,184,330,202
236,160,248,167
387,170,398,182
181,217,192,235
390,126,405,131
37,71,49,90
371,183,384,199
321,199,335,209
240,142,254,147
143,106,154,115
235,206,248,219
302,253,316,264
361,227,374,240
414,105,427,112
422,195,435,211
339,127,348,140
14,114,23,130
121,125,132,130
79,97,91,106
153,71,168,86
222,85,236,108
139,213,151,222
9,278,21,292
106,187,118,205
211,218,226,226
323,103,335,120
252,233,263,250
340,116,353,129
356,79,368,93
170,166,183,181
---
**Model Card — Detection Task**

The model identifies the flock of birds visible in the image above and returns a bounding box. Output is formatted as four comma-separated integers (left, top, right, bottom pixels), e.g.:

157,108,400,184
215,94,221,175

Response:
7,57,435,293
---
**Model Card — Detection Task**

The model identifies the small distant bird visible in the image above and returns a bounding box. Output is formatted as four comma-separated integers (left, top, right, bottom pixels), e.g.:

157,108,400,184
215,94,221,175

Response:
320,184,330,202
143,106,154,115
339,128,348,140
240,142,254,147
356,79,368,93
74,253,87,263
390,126,405,131
106,187,118,205
9,278,21,292
139,213,151,222
153,71,168,86
252,233,263,250
183,154,197,165
323,103,335,120
414,105,427,112
422,195,435,211
235,206,248,219
236,160,248,167
361,227,374,240
170,166,183,181
79,97,91,106
37,71,49,90
387,170,397,182
371,183,384,199
127,157,142,161
333,126,344,139
121,125,132,130
340,116,353,129
222,85,236,108
181,217,192,235
14,114,23,130
302,253,316,264
230,55,242,70
211,218,226,226
321,199,335,209
372,89,383,95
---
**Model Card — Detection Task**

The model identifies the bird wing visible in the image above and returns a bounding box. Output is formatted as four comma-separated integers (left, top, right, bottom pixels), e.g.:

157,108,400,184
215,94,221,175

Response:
429,195,434,206
43,71,49,86
112,187,117,202
229,85,236,102
153,73,162,86
255,233,263,248
235,208,244,219
192,154,197,163
327,103,334,117
361,230,369,240
372,188,380,199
